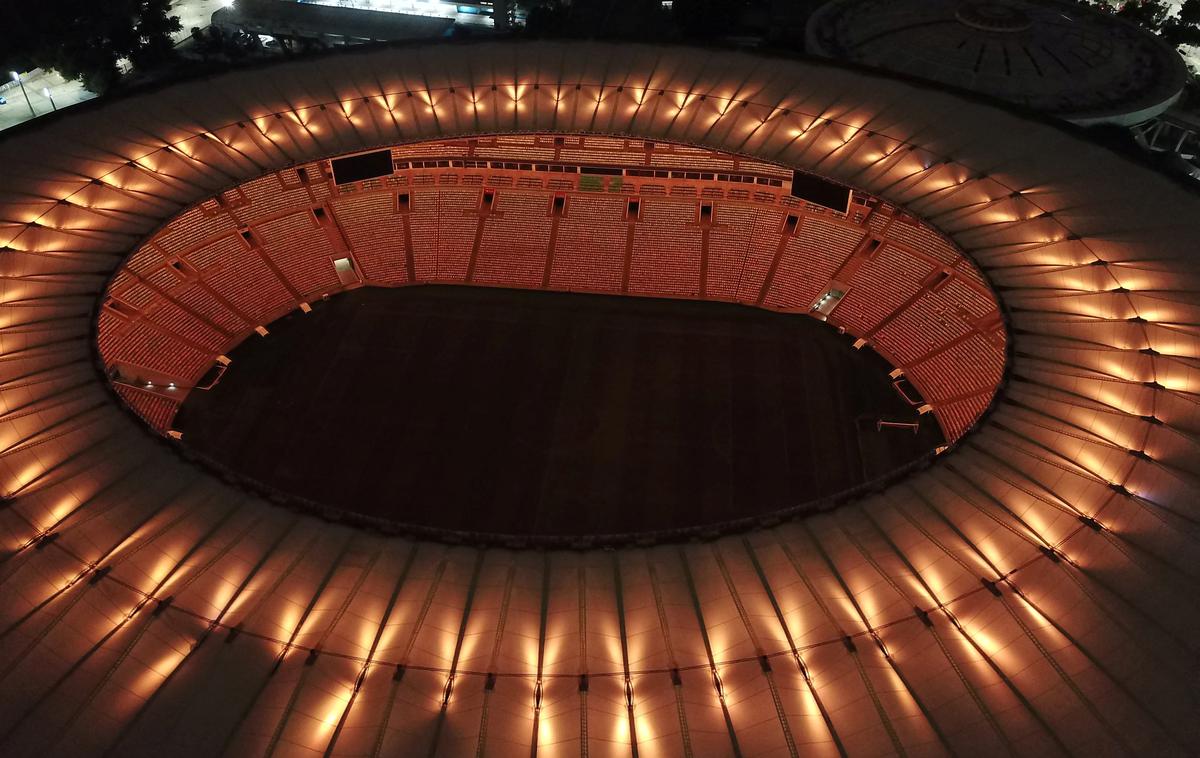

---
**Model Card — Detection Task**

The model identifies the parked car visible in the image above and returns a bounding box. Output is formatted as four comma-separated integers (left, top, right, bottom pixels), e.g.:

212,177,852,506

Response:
0,96,7,105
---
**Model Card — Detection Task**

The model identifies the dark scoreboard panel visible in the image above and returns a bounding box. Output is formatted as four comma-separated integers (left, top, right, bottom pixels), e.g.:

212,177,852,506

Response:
330,149,394,185
790,170,852,214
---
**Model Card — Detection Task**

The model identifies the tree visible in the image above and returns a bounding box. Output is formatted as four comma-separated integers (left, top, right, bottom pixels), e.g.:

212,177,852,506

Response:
521,0,671,40
1162,0,1200,45
672,0,753,40
1183,0,1200,25
1113,0,1170,31
0,0,182,93
524,1,571,37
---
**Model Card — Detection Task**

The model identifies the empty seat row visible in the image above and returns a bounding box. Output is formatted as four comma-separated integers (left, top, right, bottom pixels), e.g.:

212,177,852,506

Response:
153,202,238,255
473,193,554,288
408,188,478,281
226,172,314,225
99,142,1006,442
833,245,933,335
114,385,180,432
254,211,342,296
329,192,410,284
101,319,213,383
548,195,628,292
882,216,962,266
629,200,704,296
705,204,768,301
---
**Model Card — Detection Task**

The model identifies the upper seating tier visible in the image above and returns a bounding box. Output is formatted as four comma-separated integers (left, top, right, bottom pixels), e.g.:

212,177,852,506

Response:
99,135,1005,441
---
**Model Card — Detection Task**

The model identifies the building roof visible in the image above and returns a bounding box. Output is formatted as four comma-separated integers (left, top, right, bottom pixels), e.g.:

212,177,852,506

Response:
212,0,456,42
806,0,1189,126
0,40,1198,755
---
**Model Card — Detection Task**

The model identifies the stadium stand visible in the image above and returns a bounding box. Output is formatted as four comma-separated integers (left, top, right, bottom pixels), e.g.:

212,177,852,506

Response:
98,135,1005,440
114,384,182,432
7,42,1200,758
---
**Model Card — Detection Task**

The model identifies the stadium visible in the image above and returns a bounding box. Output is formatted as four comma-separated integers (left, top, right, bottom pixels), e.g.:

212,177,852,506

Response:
0,39,1198,756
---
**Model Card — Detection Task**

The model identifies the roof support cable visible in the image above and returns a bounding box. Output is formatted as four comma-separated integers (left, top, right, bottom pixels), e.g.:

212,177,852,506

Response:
740,538,848,757
0,478,204,660
979,421,1200,537
577,564,590,758
677,547,743,758
645,554,694,757
776,534,905,756
800,524,954,755
710,543,799,758
612,552,641,758
943,448,1196,660
956,438,1200,585
887,490,1083,756
850,509,1016,755
46,505,256,752
0,495,237,750
322,542,419,756
916,495,1138,754
425,549,486,758
263,544,386,756
104,516,303,757
368,551,449,757
217,533,357,756
0,429,139,566
473,559,517,758
528,553,551,758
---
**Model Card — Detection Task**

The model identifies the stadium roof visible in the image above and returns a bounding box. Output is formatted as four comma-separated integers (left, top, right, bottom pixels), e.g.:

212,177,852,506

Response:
0,40,1198,755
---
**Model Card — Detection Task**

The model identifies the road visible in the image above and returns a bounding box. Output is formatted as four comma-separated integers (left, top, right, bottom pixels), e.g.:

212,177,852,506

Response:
0,0,228,133
0,69,93,132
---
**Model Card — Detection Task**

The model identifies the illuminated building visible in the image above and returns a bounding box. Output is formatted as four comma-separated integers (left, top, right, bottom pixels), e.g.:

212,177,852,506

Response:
0,41,1197,755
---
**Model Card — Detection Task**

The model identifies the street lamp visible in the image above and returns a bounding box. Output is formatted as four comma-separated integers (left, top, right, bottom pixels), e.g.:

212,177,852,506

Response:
41,87,56,111
8,71,35,118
